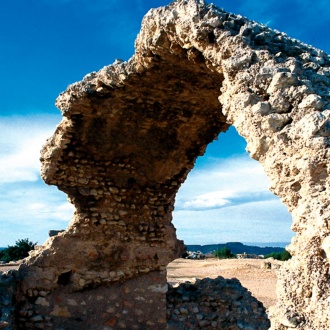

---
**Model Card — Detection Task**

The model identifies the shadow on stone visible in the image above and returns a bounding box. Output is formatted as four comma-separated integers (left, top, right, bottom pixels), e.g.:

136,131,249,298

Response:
167,276,270,330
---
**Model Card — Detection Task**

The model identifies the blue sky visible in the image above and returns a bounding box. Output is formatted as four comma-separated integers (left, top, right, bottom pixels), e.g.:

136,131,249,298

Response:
0,0,329,247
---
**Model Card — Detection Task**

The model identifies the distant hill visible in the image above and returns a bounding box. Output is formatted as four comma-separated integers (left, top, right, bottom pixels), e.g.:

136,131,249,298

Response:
1,244,287,255
186,242,286,256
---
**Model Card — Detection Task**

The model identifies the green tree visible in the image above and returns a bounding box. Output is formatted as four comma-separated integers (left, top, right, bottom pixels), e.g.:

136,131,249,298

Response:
264,249,291,261
0,238,36,263
214,247,236,259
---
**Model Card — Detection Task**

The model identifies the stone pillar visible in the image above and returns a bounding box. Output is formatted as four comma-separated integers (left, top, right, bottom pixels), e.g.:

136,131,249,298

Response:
15,6,227,326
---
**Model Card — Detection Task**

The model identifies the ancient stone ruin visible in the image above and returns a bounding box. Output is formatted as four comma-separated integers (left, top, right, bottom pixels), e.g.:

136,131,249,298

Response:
2,0,330,328
167,277,270,329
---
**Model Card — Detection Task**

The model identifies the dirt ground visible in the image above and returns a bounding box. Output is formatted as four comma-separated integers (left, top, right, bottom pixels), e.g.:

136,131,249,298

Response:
167,258,279,310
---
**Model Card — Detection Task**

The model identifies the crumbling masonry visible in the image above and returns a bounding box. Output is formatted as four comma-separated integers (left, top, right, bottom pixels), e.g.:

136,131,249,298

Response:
4,0,330,329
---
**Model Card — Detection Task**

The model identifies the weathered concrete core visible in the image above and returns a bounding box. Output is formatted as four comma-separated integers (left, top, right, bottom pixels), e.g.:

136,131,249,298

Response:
10,0,330,329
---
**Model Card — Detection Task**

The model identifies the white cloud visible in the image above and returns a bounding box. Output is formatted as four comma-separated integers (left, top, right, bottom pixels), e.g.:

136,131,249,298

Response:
173,154,293,244
26,200,74,223
173,200,293,245
0,114,74,246
181,190,234,210
0,181,74,246
0,114,60,183
175,155,275,211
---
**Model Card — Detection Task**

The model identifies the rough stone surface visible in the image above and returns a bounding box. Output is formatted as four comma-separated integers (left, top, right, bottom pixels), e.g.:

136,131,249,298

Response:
8,0,330,328
167,276,270,329
0,271,16,330
15,271,167,329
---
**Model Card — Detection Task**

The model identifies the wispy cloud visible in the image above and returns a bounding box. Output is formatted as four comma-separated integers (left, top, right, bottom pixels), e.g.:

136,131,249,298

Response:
180,190,234,210
0,114,74,246
0,182,73,222
0,180,74,246
178,188,276,211
173,154,293,244
174,200,293,245
175,155,275,211
0,114,60,183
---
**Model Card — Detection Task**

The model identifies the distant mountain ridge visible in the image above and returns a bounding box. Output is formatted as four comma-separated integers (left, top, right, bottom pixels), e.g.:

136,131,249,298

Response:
1,243,287,255
186,242,286,255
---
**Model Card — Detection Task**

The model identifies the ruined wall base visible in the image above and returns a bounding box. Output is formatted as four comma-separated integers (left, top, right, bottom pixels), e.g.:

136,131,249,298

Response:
167,277,270,330
2,268,272,330
15,271,167,330
0,270,16,330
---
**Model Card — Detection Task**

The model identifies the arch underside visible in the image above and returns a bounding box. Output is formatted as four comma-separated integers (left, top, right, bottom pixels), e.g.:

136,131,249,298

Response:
15,0,330,329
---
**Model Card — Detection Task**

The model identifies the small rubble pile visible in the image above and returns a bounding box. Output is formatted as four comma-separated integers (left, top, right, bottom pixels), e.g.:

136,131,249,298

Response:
167,276,270,329
237,253,263,259
261,258,282,270
185,251,205,259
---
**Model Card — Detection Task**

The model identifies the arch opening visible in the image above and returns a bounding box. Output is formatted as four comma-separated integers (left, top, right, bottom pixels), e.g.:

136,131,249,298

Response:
168,126,294,327
173,126,294,246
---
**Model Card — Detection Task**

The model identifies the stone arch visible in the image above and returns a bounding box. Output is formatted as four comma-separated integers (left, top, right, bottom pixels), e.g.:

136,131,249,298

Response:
13,0,330,328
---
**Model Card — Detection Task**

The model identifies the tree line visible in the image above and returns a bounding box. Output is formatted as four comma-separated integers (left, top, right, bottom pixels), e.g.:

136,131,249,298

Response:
213,247,291,261
0,238,36,263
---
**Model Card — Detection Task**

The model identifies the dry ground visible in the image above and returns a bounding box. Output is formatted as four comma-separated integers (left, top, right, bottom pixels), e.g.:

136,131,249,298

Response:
167,258,279,310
